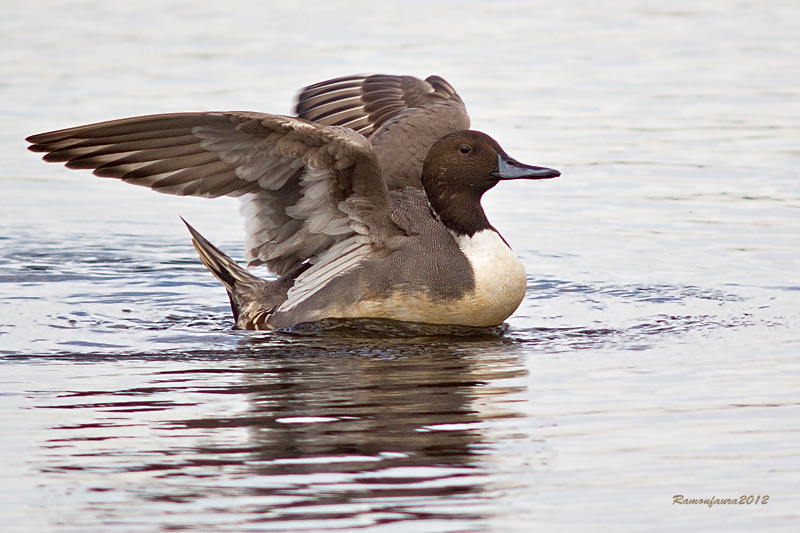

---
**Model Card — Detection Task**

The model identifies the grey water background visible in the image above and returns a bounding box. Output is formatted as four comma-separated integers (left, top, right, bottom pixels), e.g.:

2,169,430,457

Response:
1,0,799,531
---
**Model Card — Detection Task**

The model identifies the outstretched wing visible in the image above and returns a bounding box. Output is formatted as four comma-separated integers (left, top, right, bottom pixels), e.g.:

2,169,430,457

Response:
26,112,396,276
296,74,470,189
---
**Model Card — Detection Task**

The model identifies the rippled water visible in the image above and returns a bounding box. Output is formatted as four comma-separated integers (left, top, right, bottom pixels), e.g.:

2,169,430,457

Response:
2,1,799,531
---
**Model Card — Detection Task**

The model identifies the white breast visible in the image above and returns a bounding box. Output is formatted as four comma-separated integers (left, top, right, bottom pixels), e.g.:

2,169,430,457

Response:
285,229,528,328
452,229,528,326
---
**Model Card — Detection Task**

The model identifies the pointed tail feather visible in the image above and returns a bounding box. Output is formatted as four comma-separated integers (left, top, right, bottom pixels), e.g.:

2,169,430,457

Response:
182,218,264,323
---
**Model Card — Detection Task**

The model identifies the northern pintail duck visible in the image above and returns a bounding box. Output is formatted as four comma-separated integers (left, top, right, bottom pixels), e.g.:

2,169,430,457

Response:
27,74,559,330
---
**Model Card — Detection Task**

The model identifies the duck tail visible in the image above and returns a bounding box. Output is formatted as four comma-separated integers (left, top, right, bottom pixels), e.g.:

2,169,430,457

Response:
182,218,265,324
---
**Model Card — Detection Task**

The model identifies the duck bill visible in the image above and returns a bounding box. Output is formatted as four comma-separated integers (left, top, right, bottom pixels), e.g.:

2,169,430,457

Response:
492,153,560,180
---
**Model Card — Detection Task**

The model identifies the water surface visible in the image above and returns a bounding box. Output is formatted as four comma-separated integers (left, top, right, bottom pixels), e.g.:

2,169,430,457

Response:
2,1,799,531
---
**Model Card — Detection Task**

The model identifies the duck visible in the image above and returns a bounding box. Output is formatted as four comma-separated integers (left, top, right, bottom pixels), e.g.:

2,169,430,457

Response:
26,74,560,330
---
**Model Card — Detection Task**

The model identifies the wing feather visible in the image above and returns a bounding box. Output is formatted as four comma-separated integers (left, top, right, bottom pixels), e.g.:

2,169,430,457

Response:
295,74,470,189
27,111,397,276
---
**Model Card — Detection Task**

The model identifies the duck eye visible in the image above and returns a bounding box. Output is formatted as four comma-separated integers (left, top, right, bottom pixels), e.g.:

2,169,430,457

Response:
459,145,472,154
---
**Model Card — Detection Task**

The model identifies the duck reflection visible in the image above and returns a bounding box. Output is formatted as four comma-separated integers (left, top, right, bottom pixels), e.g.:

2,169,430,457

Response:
34,324,529,529
187,325,528,525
